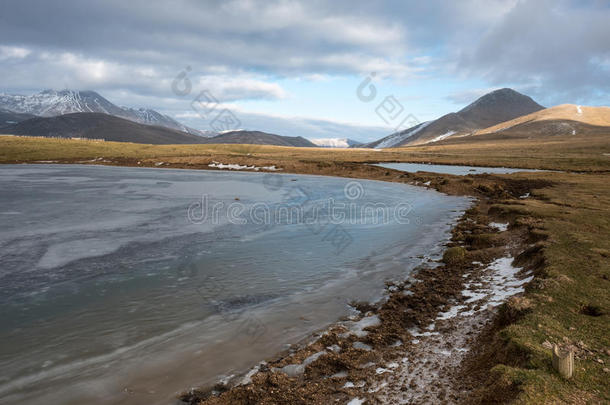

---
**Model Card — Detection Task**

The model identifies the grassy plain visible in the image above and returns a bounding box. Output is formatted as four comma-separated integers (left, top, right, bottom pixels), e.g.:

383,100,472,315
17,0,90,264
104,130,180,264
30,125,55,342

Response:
1,132,609,172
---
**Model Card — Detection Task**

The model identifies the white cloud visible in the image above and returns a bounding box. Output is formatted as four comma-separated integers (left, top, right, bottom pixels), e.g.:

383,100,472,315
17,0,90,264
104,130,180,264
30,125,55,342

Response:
0,0,608,126
0,46,31,60
195,75,287,101
0,48,287,102
457,0,610,104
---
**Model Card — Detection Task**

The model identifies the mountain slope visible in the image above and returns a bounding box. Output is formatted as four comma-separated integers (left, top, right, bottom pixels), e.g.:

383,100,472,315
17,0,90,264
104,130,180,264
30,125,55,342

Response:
0,109,36,126
475,104,610,135
361,121,432,148
309,138,362,148
421,104,610,149
364,88,544,148
0,113,208,144
0,90,212,137
202,130,316,147
456,88,545,129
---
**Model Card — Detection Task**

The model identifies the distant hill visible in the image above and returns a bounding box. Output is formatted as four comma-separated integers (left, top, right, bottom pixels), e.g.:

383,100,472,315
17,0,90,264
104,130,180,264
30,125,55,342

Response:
310,138,363,148
424,104,610,148
0,112,208,144
202,130,317,147
0,109,36,126
474,104,610,136
1,114,320,147
363,88,544,148
0,89,213,137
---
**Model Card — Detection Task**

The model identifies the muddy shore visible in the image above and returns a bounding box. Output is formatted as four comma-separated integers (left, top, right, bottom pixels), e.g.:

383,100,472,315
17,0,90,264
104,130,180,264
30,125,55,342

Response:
178,174,546,405
130,159,549,404
15,158,551,404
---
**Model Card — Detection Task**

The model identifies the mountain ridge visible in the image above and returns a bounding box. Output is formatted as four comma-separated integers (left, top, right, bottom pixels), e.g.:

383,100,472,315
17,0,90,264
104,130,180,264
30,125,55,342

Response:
0,108,37,126
0,112,209,144
202,130,316,147
0,113,320,147
0,89,214,137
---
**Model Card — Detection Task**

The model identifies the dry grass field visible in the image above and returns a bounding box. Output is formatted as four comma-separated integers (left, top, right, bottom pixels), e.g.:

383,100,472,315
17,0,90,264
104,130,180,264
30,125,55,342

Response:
1,132,609,172
477,104,610,134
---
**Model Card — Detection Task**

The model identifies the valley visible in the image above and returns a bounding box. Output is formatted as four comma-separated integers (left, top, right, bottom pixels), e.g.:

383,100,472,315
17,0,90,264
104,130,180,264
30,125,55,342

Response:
1,131,608,404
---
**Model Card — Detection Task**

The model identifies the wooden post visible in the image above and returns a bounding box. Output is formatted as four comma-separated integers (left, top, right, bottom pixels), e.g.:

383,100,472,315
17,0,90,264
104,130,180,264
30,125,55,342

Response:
552,344,574,379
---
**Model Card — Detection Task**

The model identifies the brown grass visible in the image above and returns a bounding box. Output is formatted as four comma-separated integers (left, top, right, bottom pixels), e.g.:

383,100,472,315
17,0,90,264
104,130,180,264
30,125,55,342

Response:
478,104,610,134
1,132,609,173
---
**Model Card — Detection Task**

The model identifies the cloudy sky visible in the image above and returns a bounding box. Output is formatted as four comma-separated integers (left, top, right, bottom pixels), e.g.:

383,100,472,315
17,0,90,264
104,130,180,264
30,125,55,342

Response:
0,0,608,141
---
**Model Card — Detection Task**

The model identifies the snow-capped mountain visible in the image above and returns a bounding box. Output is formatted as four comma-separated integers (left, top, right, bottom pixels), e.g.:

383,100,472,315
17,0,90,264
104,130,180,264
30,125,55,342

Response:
309,138,363,148
0,89,214,136
120,106,215,136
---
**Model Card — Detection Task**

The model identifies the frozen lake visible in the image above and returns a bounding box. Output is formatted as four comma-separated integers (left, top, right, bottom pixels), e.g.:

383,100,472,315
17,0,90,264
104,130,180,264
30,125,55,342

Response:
373,162,545,175
0,164,470,405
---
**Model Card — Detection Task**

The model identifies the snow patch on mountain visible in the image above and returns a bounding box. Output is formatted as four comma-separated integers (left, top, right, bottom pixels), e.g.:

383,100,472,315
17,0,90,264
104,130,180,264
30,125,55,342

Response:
428,130,456,143
374,121,431,149
0,90,214,137
310,138,362,148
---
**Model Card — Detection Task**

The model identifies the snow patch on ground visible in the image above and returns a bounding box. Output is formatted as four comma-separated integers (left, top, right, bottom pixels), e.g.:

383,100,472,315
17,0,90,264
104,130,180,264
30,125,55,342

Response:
353,342,372,351
486,257,533,306
408,327,439,337
347,398,365,405
374,256,533,403
489,222,508,232
330,371,348,378
327,344,341,353
273,351,326,377
240,363,264,385
436,305,467,320
436,256,532,321
340,315,380,338
208,162,282,171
